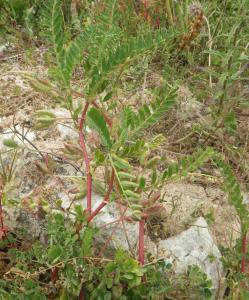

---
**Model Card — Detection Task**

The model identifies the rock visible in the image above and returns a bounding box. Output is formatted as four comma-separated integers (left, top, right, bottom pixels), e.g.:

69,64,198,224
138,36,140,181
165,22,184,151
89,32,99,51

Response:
68,194,140,254
158,217,224,295
49,108,77,140
161,182,240,247
4,206,46,244
57,123,77,140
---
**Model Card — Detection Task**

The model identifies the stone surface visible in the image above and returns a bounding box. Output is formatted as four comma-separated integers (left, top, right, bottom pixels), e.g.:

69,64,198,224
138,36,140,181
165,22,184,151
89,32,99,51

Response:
56,123,77,140
77,194,140,254
158,217,224,294
161,182,240,247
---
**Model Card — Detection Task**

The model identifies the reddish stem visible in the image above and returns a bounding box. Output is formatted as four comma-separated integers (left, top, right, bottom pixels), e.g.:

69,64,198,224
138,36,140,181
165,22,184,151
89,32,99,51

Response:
51,268,58,283
79,286,84,300
138,218,145,265
79,103,92,213
241,232,247,273
87,168,115,223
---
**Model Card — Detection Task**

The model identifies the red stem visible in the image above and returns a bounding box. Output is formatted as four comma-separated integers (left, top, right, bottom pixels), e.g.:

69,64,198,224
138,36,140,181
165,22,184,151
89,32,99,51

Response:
79,103,92,213
138,218,145,265
51,268,58,283
87,169,115,223
79,286,84,300
241,232,247,273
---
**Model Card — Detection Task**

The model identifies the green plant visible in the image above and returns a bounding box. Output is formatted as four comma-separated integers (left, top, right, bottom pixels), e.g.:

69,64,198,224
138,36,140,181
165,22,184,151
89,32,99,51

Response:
176,265,213,300
1,0,249,298
0,211,172,299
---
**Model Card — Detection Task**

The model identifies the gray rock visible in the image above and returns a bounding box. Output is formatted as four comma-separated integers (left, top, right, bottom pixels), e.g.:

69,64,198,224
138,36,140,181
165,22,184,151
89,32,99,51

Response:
74,194,140,254
57,123,77,140
158,217,224,294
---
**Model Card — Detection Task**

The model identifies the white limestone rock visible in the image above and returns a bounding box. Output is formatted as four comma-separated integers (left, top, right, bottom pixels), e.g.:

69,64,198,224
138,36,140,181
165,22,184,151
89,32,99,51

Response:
158,217,224,294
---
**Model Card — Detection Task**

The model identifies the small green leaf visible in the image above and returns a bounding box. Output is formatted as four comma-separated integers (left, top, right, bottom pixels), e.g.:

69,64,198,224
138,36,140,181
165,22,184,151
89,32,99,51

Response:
87,107,112,148
48,245,62,263
95,149,105,164
112,155,131,170
102,91,113,102
104,292,112,300
138,176,146,189
3,139,19,149
122,273,134,280
106,277,113,289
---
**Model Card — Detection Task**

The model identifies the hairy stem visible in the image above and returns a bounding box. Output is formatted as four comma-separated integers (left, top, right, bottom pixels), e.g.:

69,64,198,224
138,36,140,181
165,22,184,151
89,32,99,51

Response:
79,102,92,213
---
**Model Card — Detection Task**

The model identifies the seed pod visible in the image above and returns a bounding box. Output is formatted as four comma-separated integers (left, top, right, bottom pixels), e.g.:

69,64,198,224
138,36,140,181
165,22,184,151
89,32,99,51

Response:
112,154,131,170
117,171,136,180
141,191,161,207
34,110,56,130
125,190,140,200
132,210,142,221
122,181,139,189
131,204,143,210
